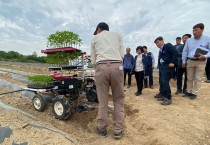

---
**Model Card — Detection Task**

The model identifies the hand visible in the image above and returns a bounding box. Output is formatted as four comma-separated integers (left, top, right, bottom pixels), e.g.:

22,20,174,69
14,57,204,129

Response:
197,53,206,60
168,63,174,68
182,64,186,68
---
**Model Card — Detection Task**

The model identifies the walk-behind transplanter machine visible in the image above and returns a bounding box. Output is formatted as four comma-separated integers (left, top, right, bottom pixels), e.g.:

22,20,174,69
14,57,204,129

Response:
0,47,98,120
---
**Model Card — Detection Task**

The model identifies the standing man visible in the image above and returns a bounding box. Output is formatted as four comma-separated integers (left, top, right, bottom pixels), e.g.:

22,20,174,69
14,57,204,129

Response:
182,23,210,99
91,22,124,139
174,37,182,50
154,36,178,105
173,37,182,80
205,58,210,83
142,46,155,89
175,34,191,94
123,47,134,88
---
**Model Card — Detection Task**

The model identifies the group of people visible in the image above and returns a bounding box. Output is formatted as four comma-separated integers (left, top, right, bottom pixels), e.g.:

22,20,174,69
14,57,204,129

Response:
90,22,210,139
154,23,210,105
123,45,155,96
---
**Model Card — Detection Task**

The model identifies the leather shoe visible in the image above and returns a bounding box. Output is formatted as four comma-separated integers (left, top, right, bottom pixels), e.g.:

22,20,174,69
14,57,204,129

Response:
96,127,107,137
183,92,192,97
160,99,172,105
175,89,182,95
154,93,162,98
190,94,197,100
135,91,142,96
157,97,164,101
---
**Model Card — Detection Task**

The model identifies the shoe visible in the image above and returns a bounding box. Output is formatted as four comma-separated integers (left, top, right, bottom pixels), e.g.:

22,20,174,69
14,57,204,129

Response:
127,85,131,88
160,99,172,105
205,80,210,83
157,97,164,101
190,94,197,100
135,91,142,96
149,86,154,89
175,89,182,95
183,92,192,97
96,127,107,137
114,130,124,139
183,89,187,93
154,93,162,98
144,85,148,88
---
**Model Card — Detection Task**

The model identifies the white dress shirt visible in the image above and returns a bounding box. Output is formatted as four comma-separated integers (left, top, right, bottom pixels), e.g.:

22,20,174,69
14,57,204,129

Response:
90,30,124,64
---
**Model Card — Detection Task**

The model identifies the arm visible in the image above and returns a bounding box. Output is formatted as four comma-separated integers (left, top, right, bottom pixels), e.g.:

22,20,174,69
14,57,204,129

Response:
167,43,178,67
90,39,96,65
119,35,124,60
151,52,155,67
182,40,189,64
203,38,210,58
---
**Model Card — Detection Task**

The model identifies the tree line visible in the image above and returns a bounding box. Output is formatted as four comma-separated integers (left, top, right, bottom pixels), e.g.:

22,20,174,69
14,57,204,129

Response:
0,50,46,63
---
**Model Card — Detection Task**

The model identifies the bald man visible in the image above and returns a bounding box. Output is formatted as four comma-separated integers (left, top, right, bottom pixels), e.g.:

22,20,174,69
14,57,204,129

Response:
123,47,134,88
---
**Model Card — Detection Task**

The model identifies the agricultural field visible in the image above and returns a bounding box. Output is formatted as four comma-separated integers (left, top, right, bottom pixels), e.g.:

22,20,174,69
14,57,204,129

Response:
0,62,210,145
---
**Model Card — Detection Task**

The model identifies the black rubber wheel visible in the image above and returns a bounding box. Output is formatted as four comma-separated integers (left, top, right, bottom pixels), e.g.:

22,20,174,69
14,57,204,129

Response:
52,97,71,120
86,89,98,103
32,94,46,112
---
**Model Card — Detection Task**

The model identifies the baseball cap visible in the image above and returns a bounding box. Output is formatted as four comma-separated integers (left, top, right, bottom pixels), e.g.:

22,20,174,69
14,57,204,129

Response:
93,22,109,35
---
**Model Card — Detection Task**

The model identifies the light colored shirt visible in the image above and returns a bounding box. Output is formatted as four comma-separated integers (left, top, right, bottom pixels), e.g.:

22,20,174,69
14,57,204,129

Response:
135,54,144,72
182,35,210,64
90,30,124,64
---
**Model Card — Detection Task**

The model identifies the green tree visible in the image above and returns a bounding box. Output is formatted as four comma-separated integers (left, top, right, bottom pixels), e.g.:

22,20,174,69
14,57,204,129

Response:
46,31,82,48
45,31,82,65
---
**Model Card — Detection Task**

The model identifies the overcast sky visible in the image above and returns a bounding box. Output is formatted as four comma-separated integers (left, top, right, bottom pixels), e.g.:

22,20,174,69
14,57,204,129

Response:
0,0,210,59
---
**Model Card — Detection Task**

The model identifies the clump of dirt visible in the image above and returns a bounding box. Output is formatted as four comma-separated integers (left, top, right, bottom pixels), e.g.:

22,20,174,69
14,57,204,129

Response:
124,104,139,116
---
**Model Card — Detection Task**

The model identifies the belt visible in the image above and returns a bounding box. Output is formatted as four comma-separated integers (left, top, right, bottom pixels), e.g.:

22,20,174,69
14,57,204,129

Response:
187,57,198,61
187,57,206,61
96,60,122,65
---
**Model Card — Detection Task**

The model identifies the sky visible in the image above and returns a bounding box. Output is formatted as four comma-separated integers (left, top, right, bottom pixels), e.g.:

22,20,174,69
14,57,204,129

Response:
0,0,210,60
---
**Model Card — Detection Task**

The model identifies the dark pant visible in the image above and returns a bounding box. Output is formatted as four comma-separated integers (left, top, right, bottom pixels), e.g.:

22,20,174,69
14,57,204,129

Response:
177,65,187,91
124,69,132,86
205,58,210,80
172,65,178,79
144,67,153,87
160,64,171,100
134,71,144,93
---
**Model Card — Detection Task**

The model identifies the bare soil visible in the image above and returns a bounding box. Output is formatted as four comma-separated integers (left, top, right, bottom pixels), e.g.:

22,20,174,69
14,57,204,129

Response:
0,67,210,145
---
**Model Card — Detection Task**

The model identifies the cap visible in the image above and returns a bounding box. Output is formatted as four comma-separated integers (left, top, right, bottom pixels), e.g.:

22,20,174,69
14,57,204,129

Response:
93,22,109,35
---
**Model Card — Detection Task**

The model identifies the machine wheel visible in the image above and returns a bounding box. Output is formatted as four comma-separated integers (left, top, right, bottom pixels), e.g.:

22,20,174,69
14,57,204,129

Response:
52,97,71,120
32,94,46,112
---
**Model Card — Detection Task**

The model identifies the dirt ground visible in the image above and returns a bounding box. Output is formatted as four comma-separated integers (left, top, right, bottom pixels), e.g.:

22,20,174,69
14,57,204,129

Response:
0,65,210,145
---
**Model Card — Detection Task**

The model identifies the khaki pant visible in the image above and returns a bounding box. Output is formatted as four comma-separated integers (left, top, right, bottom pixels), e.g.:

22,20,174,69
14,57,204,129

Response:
186,59,207,95
95,63,124,134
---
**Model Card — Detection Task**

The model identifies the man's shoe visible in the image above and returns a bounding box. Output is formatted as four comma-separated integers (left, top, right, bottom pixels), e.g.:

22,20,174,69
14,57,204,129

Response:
114,130,124,139
149,86,154,89
183,89,187,93
144,85,148,88
160,99,172,105
183,92,192,97
175,89,182,95
205,80,210,83
154,93,162,98
96,127,107,137
190,94,197,100
135,91,142,96
127,85,131,88
157,97,164,101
